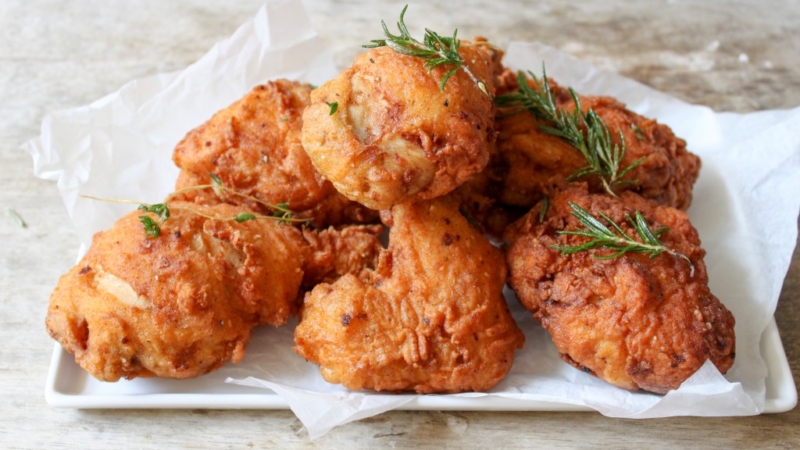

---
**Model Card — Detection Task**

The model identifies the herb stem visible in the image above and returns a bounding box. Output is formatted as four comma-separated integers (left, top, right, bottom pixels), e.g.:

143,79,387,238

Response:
167,182,293,216
364,5,488,95
80,178,308,239
551,202,694,276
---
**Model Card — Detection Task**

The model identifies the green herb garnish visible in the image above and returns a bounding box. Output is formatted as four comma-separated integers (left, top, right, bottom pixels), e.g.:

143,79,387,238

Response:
631,123,646,141
495,68,644,197
551,202,693,275
364,5,488,95
325,101,338,115
538,197,549,223
82,174,309,239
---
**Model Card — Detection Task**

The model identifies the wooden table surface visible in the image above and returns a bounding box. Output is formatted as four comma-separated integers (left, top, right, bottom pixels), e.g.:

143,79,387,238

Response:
2,0,798,448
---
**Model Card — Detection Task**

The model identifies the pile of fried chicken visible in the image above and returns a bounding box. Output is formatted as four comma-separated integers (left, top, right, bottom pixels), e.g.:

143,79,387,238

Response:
46,15,735,396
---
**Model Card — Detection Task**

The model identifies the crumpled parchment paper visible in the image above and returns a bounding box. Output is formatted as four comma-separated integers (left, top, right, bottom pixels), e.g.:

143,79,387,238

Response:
26,0,800,440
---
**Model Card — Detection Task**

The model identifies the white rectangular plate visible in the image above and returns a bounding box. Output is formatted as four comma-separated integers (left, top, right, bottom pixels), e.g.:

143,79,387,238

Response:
45,317,796,412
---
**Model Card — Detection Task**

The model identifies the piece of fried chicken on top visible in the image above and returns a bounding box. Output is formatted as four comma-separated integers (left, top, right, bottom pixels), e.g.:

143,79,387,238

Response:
301,41,501,210
504,184,735,394
294,196,525,393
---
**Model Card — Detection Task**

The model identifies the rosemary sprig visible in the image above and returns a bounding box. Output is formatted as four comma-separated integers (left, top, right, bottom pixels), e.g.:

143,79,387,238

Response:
551,202,694,275
81,175,308,239
364,5,488,95
495,68,644,197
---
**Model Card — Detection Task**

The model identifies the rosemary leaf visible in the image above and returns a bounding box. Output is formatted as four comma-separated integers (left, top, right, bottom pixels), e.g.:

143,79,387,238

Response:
538,197,549,223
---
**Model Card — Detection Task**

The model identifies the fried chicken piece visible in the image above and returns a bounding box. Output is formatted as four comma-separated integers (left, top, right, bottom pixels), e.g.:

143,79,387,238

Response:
504,184,735,394
301,42,500,210
45,197,385,382
172,80,377,227
494,71,701,210
46,202,307,381
294,196,525,393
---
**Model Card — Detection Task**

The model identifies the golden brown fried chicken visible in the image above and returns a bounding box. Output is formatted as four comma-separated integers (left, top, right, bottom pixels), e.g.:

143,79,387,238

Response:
495,72,701,210
294,196,525,393
449,142,526,239
172,80,377,227
299,224,384,288
301,42,500,210
46,202,307,381
504,184,735,394
46,201,383,382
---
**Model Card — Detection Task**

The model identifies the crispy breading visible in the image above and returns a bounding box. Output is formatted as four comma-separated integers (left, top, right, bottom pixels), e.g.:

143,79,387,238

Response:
504,184,735,394
299,224,384,288
494,72,701,210
46,202,307,381
172,80,376,227
449,143,526,238
294,196,524,393
301,43,500,210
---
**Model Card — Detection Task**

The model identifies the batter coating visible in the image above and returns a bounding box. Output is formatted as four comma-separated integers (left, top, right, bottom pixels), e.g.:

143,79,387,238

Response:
46,202,383,382
294,196,524,393
504,184,735,394
495,71,701,211
301,43,500,210
172,80,376,227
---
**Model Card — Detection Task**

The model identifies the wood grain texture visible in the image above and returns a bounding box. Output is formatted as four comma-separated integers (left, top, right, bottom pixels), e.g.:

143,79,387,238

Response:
1,0,798,448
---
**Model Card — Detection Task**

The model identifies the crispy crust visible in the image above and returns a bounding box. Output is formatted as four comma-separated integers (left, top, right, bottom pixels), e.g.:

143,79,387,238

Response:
301,44,500,210
294,196,524,393
494,71,701,211
505,184,734,394
46,202,306,381
172,80,376,228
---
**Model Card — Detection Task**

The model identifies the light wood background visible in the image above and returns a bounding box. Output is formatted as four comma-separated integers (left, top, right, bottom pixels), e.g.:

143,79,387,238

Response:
2,1,798,448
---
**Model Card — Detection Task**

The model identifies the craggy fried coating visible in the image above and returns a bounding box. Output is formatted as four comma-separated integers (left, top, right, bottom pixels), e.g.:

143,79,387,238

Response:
46,202,307,381
299,224,384,288
449,147,526,239
294,196,524,393
176,169,378,229
301,42,500,210
172,80,377,227
495,71,701,210
504,184,735,394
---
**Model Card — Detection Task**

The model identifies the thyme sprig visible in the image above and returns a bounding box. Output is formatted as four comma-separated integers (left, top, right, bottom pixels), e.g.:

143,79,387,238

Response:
551,202,694,275
81,174,307,239
495,68,644,197
364,5,488,95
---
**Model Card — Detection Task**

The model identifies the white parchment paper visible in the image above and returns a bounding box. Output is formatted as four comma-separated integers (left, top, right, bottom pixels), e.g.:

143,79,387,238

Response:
26,0,800,440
